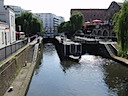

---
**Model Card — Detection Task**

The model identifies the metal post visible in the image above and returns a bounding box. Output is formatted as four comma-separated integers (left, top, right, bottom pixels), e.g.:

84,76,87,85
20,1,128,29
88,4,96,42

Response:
75,45,77,54
64,45,66,56
11,44,12,54
5,46,6,59
80,44,82,55
18,25,21,31
15,42,16,52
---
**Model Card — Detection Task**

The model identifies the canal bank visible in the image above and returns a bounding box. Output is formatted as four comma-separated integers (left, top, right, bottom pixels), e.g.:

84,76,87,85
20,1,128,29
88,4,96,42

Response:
27,43,128,96
3,37,43,96
46,36,128,66
1,37,128,96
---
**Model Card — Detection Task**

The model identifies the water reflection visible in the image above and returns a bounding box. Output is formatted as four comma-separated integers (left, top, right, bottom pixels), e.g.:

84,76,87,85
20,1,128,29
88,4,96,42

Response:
103,60,128,96
27,43,128,96
60,60,81,73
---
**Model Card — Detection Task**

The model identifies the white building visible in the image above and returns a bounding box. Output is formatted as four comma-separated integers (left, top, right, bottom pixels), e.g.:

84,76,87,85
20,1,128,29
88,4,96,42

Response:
35,13,64,34
0,21,10,48
8,5,31,17
0,0,16,46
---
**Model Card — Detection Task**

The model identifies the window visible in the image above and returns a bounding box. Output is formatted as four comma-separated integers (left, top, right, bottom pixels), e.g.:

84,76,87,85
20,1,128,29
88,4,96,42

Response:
11,15,14,27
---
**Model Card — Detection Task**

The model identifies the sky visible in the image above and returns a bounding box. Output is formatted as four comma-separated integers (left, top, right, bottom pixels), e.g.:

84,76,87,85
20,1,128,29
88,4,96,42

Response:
4,0,123,21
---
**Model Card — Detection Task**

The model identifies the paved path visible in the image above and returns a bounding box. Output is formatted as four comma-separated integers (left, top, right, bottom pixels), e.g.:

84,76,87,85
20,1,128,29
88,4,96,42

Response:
3,38,40,96
3,63,34,96
113,55,128,65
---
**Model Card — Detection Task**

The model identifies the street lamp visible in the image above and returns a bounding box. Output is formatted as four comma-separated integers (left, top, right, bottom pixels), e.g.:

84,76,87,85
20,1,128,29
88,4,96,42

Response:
24,19,29,37
18,25,21,31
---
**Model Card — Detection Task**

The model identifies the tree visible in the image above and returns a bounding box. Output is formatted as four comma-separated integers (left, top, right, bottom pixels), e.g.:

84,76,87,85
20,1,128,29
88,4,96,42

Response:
112,12,120,41
58,22,67,33
113,0,128,56
58,12,84,38
15,12,43,36
58,21,72,38
30,18,43,35
70,12,84,33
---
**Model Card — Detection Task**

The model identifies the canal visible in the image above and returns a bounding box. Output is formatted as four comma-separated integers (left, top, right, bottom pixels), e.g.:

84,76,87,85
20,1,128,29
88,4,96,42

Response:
27,43,128,96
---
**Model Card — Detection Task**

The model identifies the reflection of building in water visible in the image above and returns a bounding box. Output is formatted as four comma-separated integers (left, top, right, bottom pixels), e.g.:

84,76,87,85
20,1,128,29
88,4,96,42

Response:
103,62,128,96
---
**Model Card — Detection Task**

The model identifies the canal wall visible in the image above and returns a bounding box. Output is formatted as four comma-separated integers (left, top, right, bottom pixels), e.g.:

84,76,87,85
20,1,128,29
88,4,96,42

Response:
81,43,116,59
1,37,43,96
54,38,66,60
0,44,30,96
43,37,116,60
43,38,64,59
43,37,128,66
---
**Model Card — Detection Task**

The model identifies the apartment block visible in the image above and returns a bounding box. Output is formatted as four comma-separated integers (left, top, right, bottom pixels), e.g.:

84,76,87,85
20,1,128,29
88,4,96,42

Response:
0,0,16,47
35,13,64,33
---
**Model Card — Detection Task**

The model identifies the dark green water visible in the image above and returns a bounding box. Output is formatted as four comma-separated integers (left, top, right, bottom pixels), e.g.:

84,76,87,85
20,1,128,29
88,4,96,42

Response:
27,43,128,96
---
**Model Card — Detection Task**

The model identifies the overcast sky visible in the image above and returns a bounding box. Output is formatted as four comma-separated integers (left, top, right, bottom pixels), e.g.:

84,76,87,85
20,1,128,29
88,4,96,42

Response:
4,0,123,21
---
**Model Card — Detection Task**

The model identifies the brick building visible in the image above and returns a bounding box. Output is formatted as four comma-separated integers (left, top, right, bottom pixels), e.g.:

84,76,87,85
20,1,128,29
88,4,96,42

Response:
71,1,121,22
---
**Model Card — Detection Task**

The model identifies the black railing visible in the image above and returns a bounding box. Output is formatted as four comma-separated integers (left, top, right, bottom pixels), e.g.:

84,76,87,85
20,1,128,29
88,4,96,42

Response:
29,35,37,42
0,38,28,62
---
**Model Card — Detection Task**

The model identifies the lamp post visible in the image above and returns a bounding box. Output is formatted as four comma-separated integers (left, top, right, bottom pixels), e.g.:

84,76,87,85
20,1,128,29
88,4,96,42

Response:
18,25,21,31
24,19,29,37
24,19,30,42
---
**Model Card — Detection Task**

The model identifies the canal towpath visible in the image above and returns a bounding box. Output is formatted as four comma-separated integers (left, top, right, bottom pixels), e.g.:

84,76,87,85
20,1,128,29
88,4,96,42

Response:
113,55,128,65
3,37,42,96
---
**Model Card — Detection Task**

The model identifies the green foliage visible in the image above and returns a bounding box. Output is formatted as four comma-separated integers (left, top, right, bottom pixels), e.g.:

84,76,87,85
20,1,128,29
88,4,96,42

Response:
58,21,71,33
58,12,84,38
58,21,72,38
15,12,43,36
70,12,84,32
31,17,43,35
113,0,128,56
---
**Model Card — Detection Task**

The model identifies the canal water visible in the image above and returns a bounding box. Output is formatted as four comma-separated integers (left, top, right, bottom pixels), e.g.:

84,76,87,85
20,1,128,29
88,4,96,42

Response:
27,43,128,96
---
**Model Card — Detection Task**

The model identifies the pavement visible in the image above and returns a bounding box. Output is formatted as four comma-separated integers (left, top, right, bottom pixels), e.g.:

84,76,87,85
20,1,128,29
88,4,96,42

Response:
3,63,35,96
113,55,128,65
3,38,40,96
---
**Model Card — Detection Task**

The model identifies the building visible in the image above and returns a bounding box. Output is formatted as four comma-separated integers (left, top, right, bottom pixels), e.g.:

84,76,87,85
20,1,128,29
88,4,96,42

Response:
58,16,65,24
0,0,16,46
71,1,121,22
0,21,10,48
35,13,64,37
8,5,31,17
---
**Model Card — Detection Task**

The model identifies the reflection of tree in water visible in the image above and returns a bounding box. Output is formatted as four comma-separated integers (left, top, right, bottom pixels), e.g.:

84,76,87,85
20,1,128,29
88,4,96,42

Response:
34,45,43,75
103,60,128,96
43,43,55,55
60,60,81,73
34,61,42,75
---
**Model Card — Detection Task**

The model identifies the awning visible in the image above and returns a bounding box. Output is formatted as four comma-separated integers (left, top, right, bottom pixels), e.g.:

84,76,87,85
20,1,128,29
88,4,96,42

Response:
92,20,102,23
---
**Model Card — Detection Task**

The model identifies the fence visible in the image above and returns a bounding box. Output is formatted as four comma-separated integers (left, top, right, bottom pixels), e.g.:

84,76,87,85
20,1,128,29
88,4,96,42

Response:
0,35,38,62
0,38,28,62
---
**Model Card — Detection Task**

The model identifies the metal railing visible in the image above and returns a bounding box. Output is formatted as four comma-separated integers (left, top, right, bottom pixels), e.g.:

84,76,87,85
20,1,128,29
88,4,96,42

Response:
0,38,28,62
0,35,38,62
